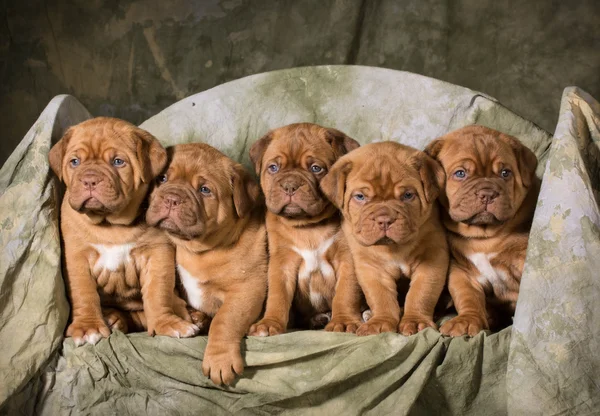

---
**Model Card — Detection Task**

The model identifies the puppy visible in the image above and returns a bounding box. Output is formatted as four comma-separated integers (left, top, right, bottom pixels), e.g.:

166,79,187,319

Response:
247,123,363,336
425,125,540,336
48,117,198,346
320,142,448,336
146,143,267,386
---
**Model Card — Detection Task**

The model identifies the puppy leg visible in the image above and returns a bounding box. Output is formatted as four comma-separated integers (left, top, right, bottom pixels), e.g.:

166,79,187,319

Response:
64,253,111,346
203,286,264,386
248,252,300,336
355,264,400,336
440,263,488,337
399,252,448,336
140,245,199,338
102,308,129,333
326,252,363,333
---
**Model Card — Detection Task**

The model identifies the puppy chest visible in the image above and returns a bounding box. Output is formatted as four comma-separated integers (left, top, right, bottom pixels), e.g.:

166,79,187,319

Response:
467,252,513,295
90,243,140,296
292,237,337,309
177,265,221,315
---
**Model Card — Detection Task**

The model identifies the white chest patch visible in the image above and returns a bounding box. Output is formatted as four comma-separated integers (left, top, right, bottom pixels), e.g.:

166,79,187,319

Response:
468,252,504,287
292,237,336,281
392,260,410,276
177,265,204,311
91,243,135,272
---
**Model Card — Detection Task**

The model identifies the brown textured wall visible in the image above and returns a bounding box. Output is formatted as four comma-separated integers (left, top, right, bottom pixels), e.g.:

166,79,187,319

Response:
1,0,599,164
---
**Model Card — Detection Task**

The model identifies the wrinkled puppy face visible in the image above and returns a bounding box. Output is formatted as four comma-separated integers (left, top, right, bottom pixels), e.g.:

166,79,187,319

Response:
249,123,359,219
48,117,166,223
321,142,444,246
425,126,538,226
146,144,259,240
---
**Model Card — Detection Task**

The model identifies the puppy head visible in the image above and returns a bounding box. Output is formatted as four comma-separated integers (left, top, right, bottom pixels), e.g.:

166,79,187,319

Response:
146,143,259,241
320,142,444,246
249,123,359,222
48,117,166,225
425,125,538,227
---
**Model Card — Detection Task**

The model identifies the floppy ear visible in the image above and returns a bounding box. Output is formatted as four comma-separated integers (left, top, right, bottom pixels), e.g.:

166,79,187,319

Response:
424,137,445,161
48,128,74,181
134,128,168,183
501,135,538,188
325,128,360,157
231,164,260,218
417,153,446,203
320,159,352,209
249,132,273,175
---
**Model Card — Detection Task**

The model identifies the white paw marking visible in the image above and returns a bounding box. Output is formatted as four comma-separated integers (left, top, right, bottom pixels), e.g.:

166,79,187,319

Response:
91,243,135,272
362,309,373,322
73,337,85,347
292,236,336,281
177,265,204,311
84,332,103,345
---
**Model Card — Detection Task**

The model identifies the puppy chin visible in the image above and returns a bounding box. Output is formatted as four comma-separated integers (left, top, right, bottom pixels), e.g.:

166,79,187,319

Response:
159,218,205,240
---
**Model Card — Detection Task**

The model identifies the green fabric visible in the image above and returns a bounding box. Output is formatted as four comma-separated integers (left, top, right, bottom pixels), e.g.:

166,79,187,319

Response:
1,66,596,415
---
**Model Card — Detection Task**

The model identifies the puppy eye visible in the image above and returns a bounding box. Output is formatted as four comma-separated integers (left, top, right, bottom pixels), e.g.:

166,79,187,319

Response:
112,158,125,167
157,175,168,184
268,164,279,173
402,191,415,201
500,169,512,178
454,169,466,179
353,193,366,202
70,158,80,168
199,186,211,195
310,164,323,173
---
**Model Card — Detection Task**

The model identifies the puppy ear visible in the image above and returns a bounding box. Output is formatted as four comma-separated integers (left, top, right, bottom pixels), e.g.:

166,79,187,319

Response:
325,128,360,157
232,164,260,218
424,137,445,160
320,159,352,209
417,153,446,203
249,132,273,175
134,128,168,183
501,135,538,188
48,128,73,181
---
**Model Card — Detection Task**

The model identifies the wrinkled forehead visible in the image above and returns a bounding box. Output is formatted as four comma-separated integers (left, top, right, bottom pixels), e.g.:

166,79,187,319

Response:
67,123,138,155
440,136,517,167
264,127,336,162
348,155,421,190
168,145,231,184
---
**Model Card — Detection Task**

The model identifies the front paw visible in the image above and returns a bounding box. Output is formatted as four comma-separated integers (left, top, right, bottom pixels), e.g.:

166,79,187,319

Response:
188,308,212,334
309,312,332,329
398,316,437,336
248,318,285,337
325,315,362,333
150,315,199,338
103,309,129,333
356,318,397,336
202,345,244,386
440,314,488,337
66,318,111,346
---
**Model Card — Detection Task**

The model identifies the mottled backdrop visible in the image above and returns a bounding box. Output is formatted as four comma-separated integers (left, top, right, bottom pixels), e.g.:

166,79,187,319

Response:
1,0,599,164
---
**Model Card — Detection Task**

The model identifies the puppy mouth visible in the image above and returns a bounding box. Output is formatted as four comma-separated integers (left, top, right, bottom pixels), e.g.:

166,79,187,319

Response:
80,197,107,213
464,211,502,225
374,236,396,245
281,203,305,217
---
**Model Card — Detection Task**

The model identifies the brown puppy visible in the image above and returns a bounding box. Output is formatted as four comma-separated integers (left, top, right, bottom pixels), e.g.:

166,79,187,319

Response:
320,141,448,336
146,143,267,386
247,123,363,336
425,125,540,336
48,117,198,346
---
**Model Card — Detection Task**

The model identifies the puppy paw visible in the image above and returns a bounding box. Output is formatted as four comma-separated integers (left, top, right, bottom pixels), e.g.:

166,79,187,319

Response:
172,297,193,322
202,345,244,386
66,318,111,347
309,312,332,329
103,309,129,333
151,315,199,338
440,315,488,337
188,308,212,334
248,318,285,337
356,318,397,336
398,316,437,336
325,315,362,333
362,309,373,322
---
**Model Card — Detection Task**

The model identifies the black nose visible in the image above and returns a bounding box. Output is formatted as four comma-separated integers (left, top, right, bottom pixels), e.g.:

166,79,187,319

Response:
376,215,395,230
81,174,102,190
477,188,499,204
281,181,300,196
164,194,182,208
